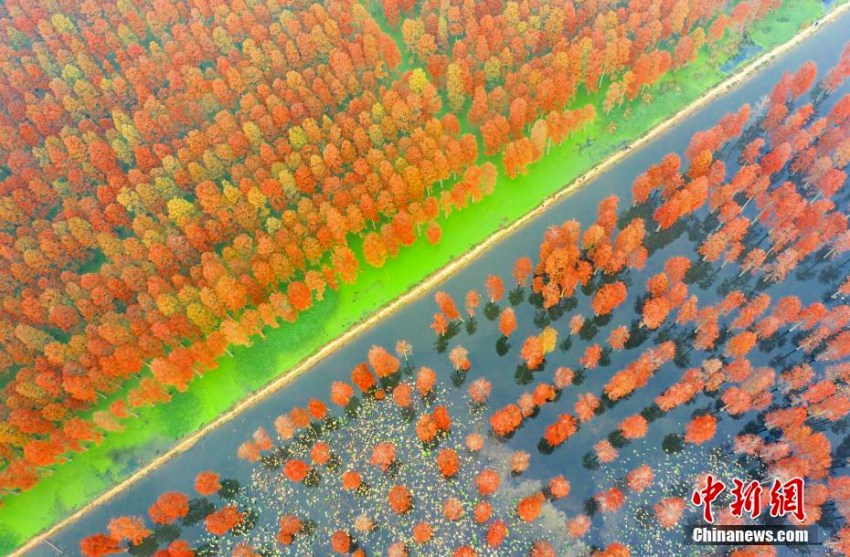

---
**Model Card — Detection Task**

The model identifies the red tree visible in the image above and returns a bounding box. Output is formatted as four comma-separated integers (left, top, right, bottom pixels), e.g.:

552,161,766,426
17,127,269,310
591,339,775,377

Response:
148,492,189,525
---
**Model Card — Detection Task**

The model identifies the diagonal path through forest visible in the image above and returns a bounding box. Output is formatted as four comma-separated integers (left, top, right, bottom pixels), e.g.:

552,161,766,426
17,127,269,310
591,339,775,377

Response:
14,2,850,555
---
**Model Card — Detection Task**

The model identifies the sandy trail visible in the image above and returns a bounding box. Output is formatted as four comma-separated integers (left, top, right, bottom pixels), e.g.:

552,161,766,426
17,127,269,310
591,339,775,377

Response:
15,3,850,554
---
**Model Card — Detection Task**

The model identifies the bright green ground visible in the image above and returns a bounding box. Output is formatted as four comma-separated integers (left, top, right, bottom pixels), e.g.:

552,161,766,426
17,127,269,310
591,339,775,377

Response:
1,0,830,552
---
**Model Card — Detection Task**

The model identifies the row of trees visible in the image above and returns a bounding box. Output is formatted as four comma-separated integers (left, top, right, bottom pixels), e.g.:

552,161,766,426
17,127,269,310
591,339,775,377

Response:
0,0,792,500
79,52,850,555
0,0,494,495
383,0,785,154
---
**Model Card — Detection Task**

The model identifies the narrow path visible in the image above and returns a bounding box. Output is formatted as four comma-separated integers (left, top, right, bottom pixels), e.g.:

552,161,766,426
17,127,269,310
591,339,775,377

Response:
15,2,850,555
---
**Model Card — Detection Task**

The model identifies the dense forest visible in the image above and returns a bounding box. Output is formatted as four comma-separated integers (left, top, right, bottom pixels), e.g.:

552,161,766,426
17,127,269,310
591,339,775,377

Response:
0,0,795,505
77,50,850,556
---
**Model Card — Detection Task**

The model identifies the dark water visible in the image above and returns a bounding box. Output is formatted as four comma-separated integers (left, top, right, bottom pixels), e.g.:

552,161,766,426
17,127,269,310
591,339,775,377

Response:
28,9,850,557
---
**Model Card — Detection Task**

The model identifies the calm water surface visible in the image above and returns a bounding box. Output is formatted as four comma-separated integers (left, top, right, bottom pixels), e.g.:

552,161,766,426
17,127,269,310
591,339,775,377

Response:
30,9,850,556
